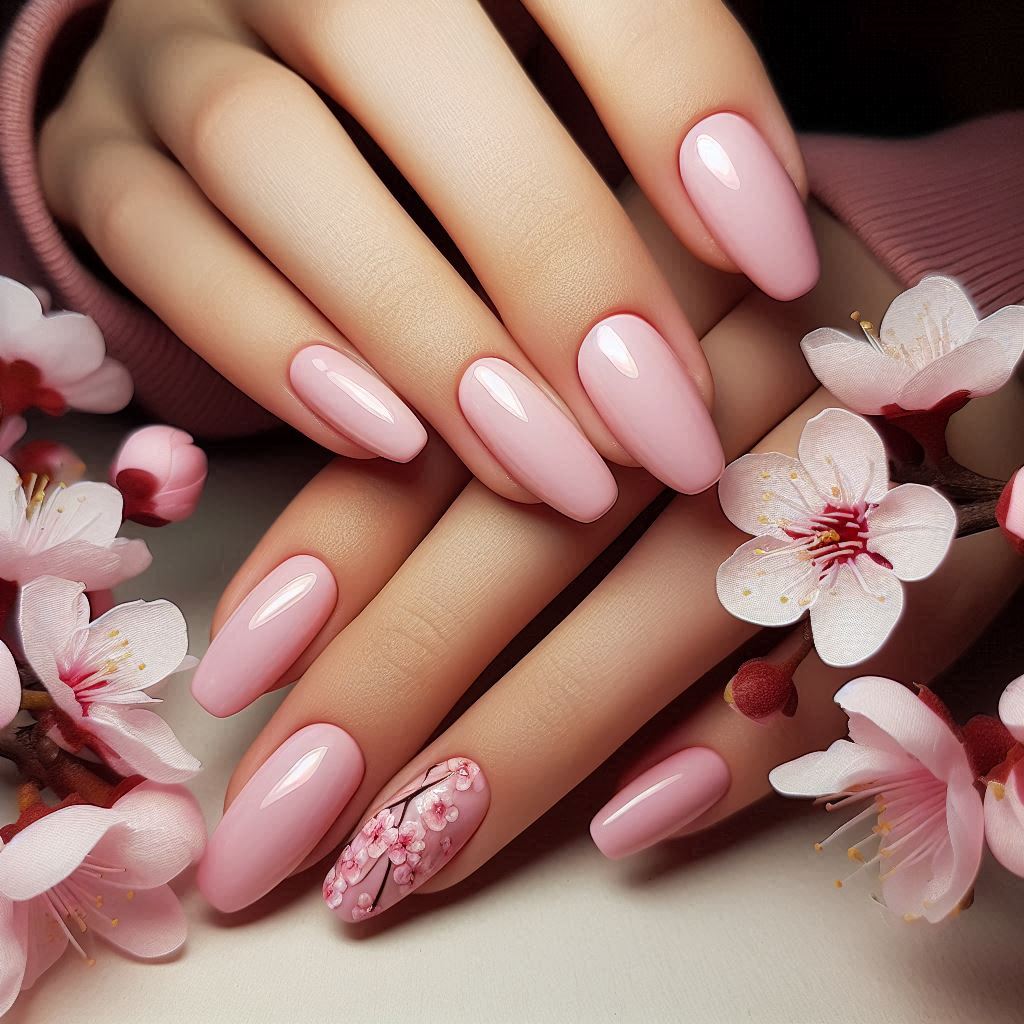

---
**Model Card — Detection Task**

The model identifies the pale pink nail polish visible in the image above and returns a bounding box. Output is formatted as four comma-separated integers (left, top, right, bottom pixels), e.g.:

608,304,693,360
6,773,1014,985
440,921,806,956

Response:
290,345,427,462
192,555,337,718
590,747,730,859
199,724,364,912
578,314,724,494
458,358,617,522
323,757,489,922
679,112,819,301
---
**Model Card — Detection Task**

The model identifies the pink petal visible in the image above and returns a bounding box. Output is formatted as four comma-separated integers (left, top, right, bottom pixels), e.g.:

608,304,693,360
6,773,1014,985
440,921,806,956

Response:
717,452,816,539
60,357,134,414
985,764,1024,878
87,706,200,783
834,676,969,784
37,481,125,547
1000,676,1024,743
0,458,22,535
6,311,106,386
716,536,817,627
0,275,46,337
809,559,903,667
769,738,913,797
867,484,956,581
0,642,19,729
19,576,91,693
20,898,68,990
0,416,27,457
899,336,1011,411
0,805,119,899
0,898,27,1015
797,408,889,507
87,882,187,959
963,304,1024,389
800,326,914,414
879,276,978,354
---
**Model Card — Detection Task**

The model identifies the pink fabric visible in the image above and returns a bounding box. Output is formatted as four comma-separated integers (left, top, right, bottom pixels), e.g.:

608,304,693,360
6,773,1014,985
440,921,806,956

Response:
0,0,1021,436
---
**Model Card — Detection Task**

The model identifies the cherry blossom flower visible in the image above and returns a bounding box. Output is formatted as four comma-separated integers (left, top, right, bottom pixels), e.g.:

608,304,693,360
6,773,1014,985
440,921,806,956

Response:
982,676,1024,878
716,408,956,667
418,788,459,831
110,426,207,527
322,866,347,910
361,810,397,859
387,821,426,866
336,842,369,884
0,781,205,1014
393,863,417,889
0,457,151,590
801,276,1024,415
20,575,200,783
447,757,481,792
770,677,984,923
0,276,132,418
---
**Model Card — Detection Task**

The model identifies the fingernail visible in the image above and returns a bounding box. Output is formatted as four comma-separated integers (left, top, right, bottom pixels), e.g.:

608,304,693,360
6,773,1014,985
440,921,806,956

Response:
578,314,724,493
192,555,336,717
590,747,730,859
199,724,364,912
679,113,819,301
323,757,489,923
290,345,427,462
458,358,617,523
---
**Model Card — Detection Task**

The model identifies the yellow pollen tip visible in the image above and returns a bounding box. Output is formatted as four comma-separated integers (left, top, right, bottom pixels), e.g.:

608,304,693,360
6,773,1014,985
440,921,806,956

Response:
94,896,103,908
834,880,843,889
137,663,146,671
107,629,119,639
723,681,735,706
989,781,1006,802
850,310,861,322
847,848,864,863
813,843,823,853
86,958,97,968
126,890,135,901
903,913,920,923
110,918,119,928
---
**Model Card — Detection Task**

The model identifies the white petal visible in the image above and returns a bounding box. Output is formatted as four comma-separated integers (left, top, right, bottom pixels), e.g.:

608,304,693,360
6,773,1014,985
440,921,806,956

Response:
60,357,134,413
985,766,1024,878
0,457,22,536
867,484,956,581
809,560,903,667
769,738,913,797
879,276,978,354
800,326,915,414
3,311,107,386
0,643,19,729
0,275,45,341
998,675,1024,744
716,536,817,627
87,706,200,783
964,304,1024,389
899,336,1012,411
19,576,90,692
717,452,821,539
35,480,124,548
797,408,889,507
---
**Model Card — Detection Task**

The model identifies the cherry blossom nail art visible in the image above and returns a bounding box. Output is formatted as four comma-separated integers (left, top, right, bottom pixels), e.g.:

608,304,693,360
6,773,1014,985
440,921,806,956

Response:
323,757,489,923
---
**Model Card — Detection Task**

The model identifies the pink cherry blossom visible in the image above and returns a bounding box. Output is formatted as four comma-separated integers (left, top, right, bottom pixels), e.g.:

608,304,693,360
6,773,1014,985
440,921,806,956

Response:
387,821,426,866
0,276,132,418
447,757,481,792
983,676,1024,878
716,408,956,667
801,276,1024,415
770,677,983,923
337,843,369,885
0,781,205,1014
392,863,417,888
110,426,207,527
361,810,398,858
417,787,459,832
0,457,151,590
322,866,347,909
20,575,200,783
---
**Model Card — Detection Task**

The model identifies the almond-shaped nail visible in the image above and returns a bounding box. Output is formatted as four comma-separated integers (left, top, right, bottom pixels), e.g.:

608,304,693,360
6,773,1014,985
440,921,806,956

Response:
458,357,617,523
578,314,724,493
192,555,336,717
323,757,489,922
290,345,427,462
199,724,364,912
679,112,819,301
590,747,730,859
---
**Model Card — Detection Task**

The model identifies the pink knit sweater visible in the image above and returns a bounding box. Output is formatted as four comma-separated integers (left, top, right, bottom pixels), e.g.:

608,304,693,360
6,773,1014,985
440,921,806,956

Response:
2,0,1022,439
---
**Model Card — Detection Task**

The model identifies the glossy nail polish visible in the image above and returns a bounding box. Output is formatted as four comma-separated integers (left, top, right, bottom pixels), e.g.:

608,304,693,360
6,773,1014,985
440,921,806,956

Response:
290,345,427,462
458,358,617,523
192,555,336,718
578,314,724,493
199,724,364,912
590,747,730,859
323,757,489,922
679,112,819,301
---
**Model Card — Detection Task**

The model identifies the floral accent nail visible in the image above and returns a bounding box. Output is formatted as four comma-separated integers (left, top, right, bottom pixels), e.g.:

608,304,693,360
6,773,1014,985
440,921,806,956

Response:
323,758,489,923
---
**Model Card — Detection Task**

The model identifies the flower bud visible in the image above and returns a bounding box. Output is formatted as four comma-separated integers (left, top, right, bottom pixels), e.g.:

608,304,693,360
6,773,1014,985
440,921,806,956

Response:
724,658,798,723
11,440,85,485
996,467,1024,556
111,425,207,526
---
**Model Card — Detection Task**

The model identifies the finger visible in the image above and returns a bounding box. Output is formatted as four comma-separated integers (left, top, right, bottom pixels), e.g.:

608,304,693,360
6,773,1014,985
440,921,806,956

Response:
190,438,467,718
246,0,729,494
524,0,819,300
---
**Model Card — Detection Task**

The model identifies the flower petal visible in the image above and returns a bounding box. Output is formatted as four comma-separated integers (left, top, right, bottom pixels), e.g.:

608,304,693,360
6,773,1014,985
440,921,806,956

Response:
998,675,1024,744
21,898,68,991
0,898,27,1015
0,457,23,536
37,481,124,547
0,805,119,899
716,536,817,627
797,408,889,507
88,882,187,959
19,576,90,692
964,304,1024,388
899,335,1012,411
879,275,978,354
800,326,915,415
0,642,19,729
86,706,200,783
0,276,46,338
60,356,134,413
809,560,903,667
769,738,912,797
6,311,106,386
985,764,1024,878
833,676,969,783
717,452,819,539
867,484,956,581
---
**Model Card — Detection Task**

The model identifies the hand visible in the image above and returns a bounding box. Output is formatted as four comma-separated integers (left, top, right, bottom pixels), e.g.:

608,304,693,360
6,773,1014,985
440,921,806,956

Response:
38,0,816,520
193,201,1024,919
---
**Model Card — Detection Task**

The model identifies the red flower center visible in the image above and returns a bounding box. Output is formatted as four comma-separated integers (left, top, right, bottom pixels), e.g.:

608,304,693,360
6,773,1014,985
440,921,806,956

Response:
786,502,890,582
0,358,65,417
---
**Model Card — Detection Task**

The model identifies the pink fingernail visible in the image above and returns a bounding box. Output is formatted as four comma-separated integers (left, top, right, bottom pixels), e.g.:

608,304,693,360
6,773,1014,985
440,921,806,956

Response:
458,358,617,523
199,724,364,912
578,314,724,493
679,112,819,301
290,345,427,462
323,757,489,922
590,747,730,859
192,555,337,717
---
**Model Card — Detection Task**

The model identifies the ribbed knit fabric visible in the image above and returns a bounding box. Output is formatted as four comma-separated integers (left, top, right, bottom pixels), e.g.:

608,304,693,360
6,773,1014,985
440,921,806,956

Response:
1,0,1021,437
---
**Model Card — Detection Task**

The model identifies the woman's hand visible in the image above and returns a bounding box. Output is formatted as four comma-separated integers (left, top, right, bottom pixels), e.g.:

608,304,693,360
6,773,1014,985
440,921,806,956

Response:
192,203,1024,919
38,0,816,520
